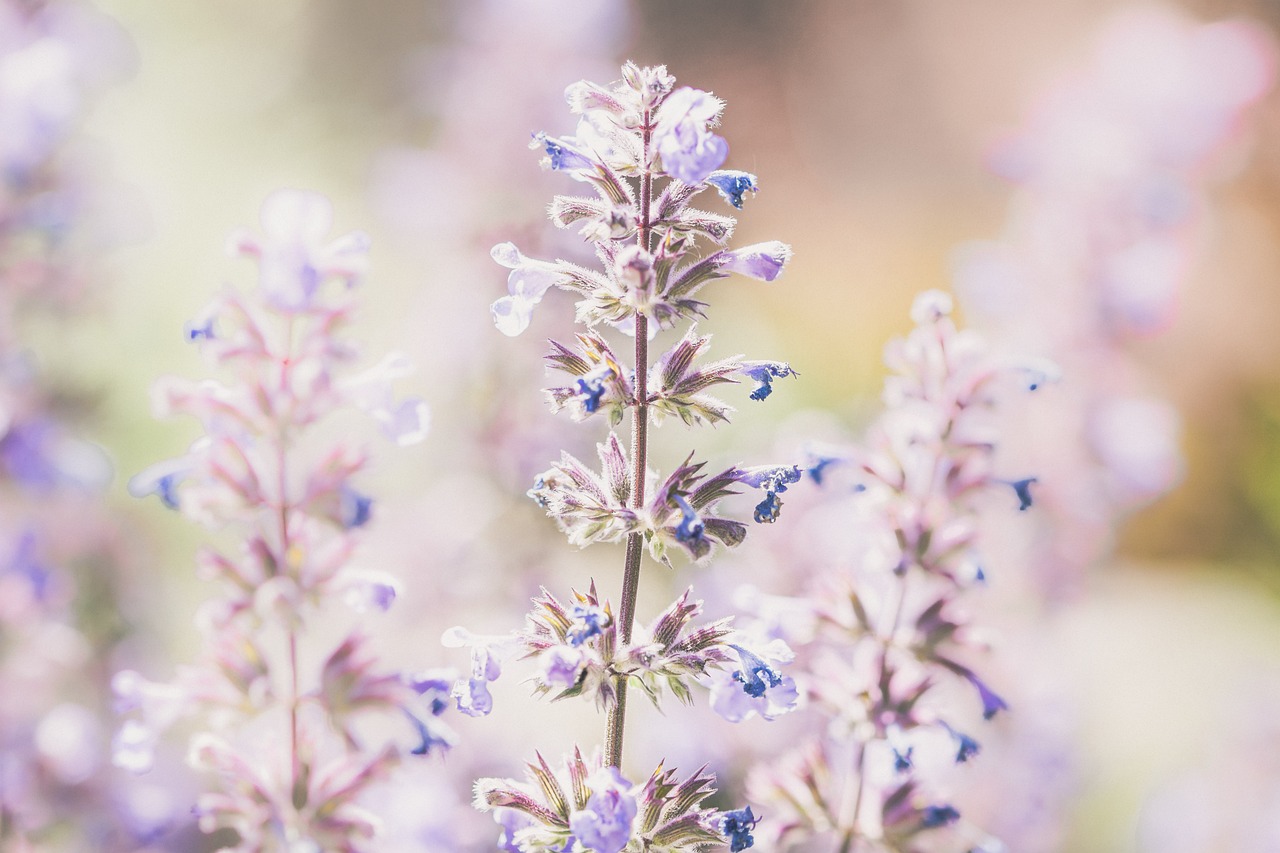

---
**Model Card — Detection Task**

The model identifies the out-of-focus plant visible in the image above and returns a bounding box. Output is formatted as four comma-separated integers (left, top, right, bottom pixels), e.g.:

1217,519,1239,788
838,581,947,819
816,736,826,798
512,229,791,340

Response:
953,7,1276,593
453,62,801,852
115,190,443,852
739,292,1039,852
0,0,139,847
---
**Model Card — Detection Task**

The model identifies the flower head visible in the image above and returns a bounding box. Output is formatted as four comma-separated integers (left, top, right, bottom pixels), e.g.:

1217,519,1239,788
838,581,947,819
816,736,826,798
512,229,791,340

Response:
707,170,759,209
653,87,728,184
569,767,638,853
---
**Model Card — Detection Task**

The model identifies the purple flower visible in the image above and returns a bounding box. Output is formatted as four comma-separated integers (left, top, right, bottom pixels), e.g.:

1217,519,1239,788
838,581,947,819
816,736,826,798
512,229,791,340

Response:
6,530,51,601
943,723,980,763
921,804,961,829
490,242,567,336
532,131,597,173
495,808,534,852
574,366,614,415
707,170,759,209
568,767,637,853
128,455,197,510
540,646,586,687
673,494,706,546
340,569,399,613
739,361,797,402
441,627,514,717
229,189,370,311
653,87,728,184
711,640,798,722
339,485,373,529
963,670,1009,720
566,604,608,647
734,464,802,524
720,806,759,851
342,353,431,446
1006,477,1037,511
719,241,792,282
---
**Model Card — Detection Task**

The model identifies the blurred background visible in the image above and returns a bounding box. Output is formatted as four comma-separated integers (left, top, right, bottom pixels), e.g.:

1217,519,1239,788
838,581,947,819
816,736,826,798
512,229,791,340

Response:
8,0,1280,850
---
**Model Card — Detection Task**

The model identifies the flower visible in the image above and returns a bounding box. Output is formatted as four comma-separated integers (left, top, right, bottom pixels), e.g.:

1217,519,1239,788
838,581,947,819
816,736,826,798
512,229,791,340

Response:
441,627,516,717
720,806,759,851
653,87,728,184
710,640,798,722
229,189,370,311
738,361,798,402
706,170,759,209
568,767,637,853
490,242,569,336
719,241,792,282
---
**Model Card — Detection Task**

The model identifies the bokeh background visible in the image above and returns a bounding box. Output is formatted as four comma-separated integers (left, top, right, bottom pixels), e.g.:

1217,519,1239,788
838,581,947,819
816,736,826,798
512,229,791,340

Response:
10,0,1280,850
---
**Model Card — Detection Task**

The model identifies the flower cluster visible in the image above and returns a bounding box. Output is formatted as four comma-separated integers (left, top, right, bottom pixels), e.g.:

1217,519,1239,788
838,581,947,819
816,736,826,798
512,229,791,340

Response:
457,63,801,850
476,750,737,853
115,190,440,851
743,292,1037,851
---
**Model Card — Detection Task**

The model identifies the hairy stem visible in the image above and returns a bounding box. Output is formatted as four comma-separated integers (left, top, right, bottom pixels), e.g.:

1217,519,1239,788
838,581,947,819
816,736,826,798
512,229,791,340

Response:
605,114,653,770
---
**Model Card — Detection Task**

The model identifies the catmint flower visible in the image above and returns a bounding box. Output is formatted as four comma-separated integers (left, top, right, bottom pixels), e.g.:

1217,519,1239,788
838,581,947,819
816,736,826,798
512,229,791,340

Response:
1006,477,1037,511
228,189,369,311
540,646,587,687
342,352,431,446
339,568,399,613
490,241,569,336
707,170,759,209
672,494,706,545
532,130,597,174
739,360,797,401
653,86,728,184
338,484,373,528
719,241,792,282
733,463,802,524
921,805,962,829
942,723,981,763
441,626,514,717
720,806,759,852
127,455,197,510
566,603,609,646
711,640,798,722
569,767,638,853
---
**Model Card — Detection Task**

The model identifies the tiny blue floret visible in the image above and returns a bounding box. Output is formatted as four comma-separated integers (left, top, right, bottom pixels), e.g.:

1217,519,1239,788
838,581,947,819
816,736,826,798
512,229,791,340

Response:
892,746,913,773
707,170,759,209
184,317,215,342
753,491,781,524
156,473,181,510
673,494,705,544
1008,477,1037,511
340,486,374,529
720,806,759,851
806,456,839,485
920,805,960,829
954,731,980,763
730,645,783,698
740,362,797,402
566,604,608,647
576,375,608,414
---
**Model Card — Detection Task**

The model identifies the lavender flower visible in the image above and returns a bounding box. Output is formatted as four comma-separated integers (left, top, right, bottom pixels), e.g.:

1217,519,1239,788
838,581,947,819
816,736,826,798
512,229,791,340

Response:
468,63,798,850
115,191,442,850
742,292,1038,851
653,86,729,184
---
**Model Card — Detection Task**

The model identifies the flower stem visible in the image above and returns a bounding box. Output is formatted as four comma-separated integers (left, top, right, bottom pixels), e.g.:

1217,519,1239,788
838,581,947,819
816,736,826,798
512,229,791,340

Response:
277,318,303,808
605,114,653,770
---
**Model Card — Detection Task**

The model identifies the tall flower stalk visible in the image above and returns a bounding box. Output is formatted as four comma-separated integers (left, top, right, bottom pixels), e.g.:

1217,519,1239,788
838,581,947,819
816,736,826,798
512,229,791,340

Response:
459,63,799,851
744,292,1039,852
115,190,442,851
